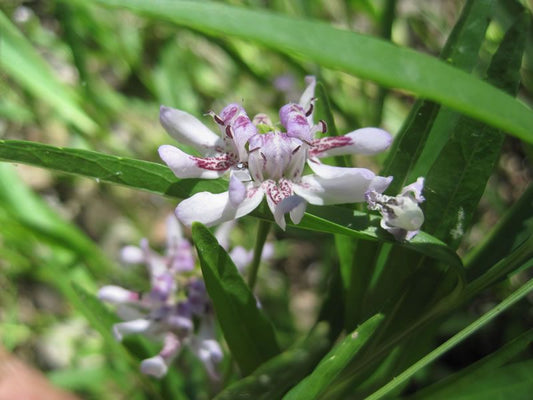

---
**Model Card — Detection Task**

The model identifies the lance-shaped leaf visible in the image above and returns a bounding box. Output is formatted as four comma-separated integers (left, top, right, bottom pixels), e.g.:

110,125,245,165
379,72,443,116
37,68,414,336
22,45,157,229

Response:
215,324,331,400
192,222,281,375
382,0,494,191
284,314,383,400
89,0,533,144
423,11,529,248
0,139,227,198
0,140,464,274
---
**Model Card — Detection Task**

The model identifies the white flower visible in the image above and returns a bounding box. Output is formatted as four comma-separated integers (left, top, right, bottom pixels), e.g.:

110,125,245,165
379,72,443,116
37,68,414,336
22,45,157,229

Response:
165,77,393,230
366,177,425,241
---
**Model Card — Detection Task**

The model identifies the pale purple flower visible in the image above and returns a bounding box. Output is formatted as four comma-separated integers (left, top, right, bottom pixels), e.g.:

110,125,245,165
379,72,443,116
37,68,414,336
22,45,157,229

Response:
366,177,425,241
98,215,222,379
168,76,393,230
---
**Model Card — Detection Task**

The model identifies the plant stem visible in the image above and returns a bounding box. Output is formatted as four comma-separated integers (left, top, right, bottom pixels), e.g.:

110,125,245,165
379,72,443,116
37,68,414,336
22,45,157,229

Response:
247,219,271,290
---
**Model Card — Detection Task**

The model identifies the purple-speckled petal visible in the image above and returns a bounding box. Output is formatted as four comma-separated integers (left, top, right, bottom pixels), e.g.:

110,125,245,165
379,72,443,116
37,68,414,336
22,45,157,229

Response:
159,145,234,179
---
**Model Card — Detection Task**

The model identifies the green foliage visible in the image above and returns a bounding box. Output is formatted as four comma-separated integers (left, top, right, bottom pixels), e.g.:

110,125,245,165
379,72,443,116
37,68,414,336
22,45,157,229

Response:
1,0,532,399
192,222,281,375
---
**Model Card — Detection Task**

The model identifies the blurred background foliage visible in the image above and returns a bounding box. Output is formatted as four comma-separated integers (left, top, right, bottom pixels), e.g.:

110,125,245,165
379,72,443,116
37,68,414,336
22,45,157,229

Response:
0,0,532,399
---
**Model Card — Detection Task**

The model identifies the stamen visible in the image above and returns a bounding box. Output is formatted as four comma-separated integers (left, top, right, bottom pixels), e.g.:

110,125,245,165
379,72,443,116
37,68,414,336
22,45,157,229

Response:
207,111,225,125
305,103,314,117
319,120,327,133
292,145,301,155
225,125,234,138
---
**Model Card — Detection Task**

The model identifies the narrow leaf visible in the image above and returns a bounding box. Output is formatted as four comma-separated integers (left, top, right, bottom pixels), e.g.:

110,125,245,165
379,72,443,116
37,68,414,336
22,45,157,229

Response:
215,324,331,400
0,139,227,198
366,276,533,400
382,0,494,191
407,329,533,400
191,222,281,375
0,11,97,134
284,314,384,400
423,11,529,247
0,140,464,272
465,183,533,281
89,0,533,144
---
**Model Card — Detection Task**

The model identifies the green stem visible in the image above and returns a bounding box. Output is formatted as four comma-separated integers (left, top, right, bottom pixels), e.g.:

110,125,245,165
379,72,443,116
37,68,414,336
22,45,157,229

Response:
247,219,271,290
366,276,533,400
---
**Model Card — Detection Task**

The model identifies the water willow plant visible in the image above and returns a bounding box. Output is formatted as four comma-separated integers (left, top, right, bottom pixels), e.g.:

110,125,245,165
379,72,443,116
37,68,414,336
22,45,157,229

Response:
0,0,532,399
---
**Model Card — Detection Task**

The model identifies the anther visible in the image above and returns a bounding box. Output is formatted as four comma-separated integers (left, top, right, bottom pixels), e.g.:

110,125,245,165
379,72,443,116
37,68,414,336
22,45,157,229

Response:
319,120,327,133
225,125,234,138
305,103,314,117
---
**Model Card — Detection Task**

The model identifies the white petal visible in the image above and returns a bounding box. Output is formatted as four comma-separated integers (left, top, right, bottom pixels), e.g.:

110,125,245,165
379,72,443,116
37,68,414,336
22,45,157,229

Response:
166,214,183,248
140,356,168,378
176,186,264,227
120,245,144,264
228,174,246,206
299,75,316,111
229,246,253,272
113,319,152,341
369,175,394,194
401,177,425,203
98,285,138,304
307,160,373,180
214,220,235,250
290,199,307,224
294,167,391,205
158,145,228,179
159,106,222,151
311,128,392,158
343,128,392,154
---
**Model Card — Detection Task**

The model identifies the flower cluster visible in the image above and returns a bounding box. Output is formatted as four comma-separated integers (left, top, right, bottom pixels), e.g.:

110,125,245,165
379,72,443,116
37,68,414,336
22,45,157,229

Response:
159,76,394,230
98,216,223,379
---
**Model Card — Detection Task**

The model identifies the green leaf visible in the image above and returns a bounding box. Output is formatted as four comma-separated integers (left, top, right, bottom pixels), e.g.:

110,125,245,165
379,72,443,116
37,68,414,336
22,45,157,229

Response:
0,140,464,273
382,0,494,191
89,0,533,144
215,324,331,400
407,329,533,400
422,11,529,247
365,276,533,400
0,10,97,134
0,139,227,198
422,360,533,400
284,314,383,400
465,183,533,281
0,163,112,275
191,222,281,375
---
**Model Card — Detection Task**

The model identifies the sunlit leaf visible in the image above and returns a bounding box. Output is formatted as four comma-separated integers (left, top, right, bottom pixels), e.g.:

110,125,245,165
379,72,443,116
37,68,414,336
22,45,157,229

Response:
89,0,533,144
192,222,281,375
